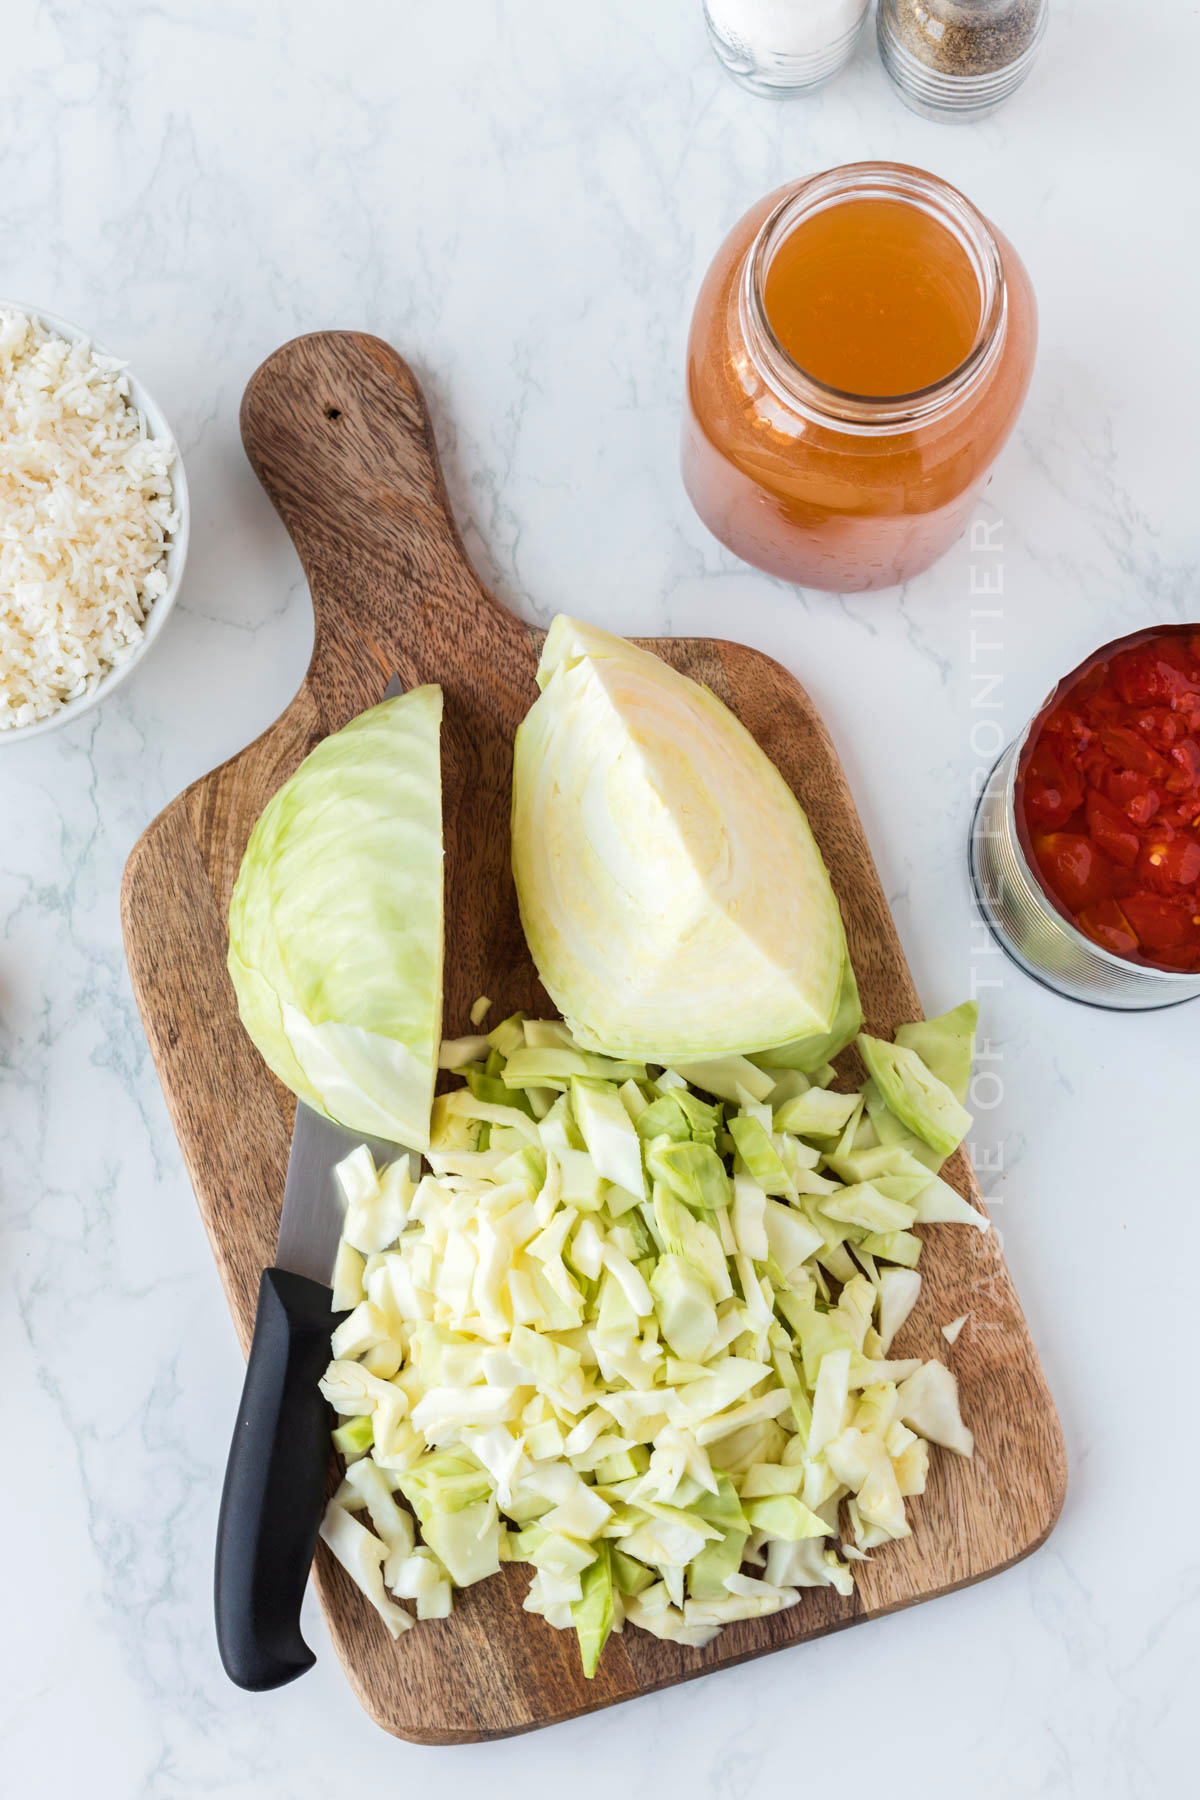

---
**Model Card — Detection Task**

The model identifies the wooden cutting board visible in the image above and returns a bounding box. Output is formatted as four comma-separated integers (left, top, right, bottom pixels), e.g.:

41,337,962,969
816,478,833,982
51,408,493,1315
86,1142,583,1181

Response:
121,331,1066,1744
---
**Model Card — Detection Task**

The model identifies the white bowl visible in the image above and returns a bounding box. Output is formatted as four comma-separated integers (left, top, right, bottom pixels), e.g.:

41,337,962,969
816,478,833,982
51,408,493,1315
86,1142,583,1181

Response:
0,299,190,744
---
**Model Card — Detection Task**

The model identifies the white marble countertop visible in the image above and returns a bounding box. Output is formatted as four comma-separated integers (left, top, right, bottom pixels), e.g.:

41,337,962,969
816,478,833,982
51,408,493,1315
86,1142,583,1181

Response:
2,1,1196,1792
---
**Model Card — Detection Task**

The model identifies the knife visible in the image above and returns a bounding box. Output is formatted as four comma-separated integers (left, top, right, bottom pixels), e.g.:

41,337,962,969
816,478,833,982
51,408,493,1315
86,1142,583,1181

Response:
215,677,410,1692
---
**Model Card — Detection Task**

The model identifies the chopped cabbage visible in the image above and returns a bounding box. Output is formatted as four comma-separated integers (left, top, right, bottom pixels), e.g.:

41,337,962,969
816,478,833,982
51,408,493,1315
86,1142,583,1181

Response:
876,1268,923,1354
571,1543,615,1677
318,997,982,1671
319,1500,412,1639
894,1002,978,1105
857,1033,972,1162
895,1361,974,1457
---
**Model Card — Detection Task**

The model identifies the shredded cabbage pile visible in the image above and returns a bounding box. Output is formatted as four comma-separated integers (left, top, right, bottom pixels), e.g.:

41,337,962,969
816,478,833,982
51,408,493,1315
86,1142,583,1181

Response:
318,1000,983,1673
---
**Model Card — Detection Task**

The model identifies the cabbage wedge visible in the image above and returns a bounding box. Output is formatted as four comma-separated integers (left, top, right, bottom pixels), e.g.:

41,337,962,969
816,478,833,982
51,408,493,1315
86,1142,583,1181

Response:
511,618,844,1063
751,954,862,1074
228,687,444,1150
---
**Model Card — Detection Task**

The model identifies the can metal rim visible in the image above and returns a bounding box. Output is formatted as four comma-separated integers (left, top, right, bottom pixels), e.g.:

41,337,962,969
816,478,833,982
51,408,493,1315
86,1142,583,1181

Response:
969,752,1200,1011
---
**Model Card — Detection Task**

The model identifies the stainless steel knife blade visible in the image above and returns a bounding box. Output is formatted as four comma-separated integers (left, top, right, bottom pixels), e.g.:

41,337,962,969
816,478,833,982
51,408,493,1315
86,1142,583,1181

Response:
273,669,412,1289
274,1104,406,1285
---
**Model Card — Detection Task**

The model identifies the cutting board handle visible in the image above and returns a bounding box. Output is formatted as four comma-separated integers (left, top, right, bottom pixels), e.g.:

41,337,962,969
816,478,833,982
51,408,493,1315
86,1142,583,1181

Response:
240,331,530,700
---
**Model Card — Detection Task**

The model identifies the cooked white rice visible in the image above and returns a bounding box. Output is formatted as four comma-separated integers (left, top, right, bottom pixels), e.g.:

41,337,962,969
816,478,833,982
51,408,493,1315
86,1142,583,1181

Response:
0,308,177,731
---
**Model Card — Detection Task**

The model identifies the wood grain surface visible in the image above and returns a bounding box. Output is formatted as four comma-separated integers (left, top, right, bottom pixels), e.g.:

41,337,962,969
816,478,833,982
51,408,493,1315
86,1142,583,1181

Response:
121,332,1066,1743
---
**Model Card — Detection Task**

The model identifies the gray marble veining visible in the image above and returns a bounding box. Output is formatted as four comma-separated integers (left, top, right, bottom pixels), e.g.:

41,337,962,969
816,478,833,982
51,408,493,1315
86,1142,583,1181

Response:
1,1,1196,1792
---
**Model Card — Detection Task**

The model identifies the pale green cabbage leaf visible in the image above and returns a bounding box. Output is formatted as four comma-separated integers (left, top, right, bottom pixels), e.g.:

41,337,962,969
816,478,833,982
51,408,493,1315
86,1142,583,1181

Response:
227,687,444,1150
511,618,844,1062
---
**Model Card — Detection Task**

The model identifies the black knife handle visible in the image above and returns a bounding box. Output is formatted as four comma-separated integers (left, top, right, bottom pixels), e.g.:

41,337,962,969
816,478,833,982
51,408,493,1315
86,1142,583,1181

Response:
215,1267,338,1690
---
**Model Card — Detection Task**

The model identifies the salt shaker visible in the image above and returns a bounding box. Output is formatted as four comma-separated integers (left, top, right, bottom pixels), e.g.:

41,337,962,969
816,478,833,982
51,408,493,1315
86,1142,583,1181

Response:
704,0,871,97
878,0,1050,121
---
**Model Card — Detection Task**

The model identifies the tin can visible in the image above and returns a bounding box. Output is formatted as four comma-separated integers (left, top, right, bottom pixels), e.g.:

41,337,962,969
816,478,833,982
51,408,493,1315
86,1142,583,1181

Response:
969,626,1200,1011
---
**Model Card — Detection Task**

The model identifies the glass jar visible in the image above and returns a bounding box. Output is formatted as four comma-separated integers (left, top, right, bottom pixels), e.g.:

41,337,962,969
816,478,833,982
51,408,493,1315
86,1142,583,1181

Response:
681,162,1037,593
970,626,1200,1010
878,1,1050,122
704,0,870,97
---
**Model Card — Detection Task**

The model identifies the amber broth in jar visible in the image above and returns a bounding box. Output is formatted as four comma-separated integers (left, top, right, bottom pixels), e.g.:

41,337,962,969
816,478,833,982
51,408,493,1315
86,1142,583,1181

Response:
762,197,980,396
682,164,1037,593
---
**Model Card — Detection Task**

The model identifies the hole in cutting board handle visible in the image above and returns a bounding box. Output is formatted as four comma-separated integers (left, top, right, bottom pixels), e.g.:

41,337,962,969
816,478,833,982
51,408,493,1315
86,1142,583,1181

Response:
240,331,537,673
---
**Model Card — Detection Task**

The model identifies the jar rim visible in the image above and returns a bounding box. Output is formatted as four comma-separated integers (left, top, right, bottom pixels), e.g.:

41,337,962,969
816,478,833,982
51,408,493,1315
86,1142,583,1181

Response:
740,161,1008,431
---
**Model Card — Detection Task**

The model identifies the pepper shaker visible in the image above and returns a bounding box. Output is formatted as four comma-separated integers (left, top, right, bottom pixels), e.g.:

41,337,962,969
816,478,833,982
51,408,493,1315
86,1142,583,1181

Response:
878,0,1050,121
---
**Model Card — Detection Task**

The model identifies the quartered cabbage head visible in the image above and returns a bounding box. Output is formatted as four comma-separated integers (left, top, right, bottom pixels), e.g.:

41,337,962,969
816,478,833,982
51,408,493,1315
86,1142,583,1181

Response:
750,954,862,1073
511,618,844,1063
227,686,444,1150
